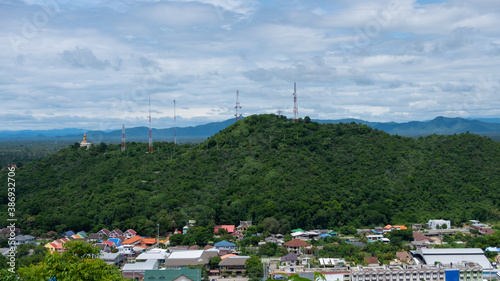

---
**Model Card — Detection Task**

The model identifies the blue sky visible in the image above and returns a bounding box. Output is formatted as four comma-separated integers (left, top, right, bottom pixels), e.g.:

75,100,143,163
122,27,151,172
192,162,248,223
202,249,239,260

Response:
1,0,499,130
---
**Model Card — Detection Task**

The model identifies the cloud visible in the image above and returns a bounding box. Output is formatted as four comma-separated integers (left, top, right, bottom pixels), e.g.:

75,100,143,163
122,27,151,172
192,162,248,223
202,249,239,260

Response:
60,47,112,70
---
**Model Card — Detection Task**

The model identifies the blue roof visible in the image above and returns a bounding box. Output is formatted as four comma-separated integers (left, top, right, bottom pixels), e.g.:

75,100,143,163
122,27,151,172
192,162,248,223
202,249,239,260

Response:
321,234,331,238
214,240,236,247
65,230,75,236
109,238,122,246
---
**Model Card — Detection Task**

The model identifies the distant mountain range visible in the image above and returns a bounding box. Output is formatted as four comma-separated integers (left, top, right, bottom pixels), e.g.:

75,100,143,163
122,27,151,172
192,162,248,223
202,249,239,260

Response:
1,116,500,142
314,116,500,139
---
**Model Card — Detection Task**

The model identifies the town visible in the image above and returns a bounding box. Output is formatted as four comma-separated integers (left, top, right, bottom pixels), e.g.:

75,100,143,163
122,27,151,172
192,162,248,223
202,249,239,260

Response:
2,219,499,281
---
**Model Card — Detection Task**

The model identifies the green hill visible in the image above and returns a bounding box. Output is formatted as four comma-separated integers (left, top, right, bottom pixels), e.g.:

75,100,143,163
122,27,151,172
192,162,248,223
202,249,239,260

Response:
2,114,500,236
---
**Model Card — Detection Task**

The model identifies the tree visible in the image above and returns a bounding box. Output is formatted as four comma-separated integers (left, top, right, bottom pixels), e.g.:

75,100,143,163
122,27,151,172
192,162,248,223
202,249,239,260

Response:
209,256,221,269
263,217,280,234
245,255,263,281
18,240,124,281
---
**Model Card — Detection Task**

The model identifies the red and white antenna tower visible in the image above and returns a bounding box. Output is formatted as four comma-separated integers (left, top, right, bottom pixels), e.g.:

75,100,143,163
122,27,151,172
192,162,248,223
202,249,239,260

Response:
235,90,242,121
121,124,126,151
277,108,282,118
148,96,153,153
174,99,177,147
293,82,298,122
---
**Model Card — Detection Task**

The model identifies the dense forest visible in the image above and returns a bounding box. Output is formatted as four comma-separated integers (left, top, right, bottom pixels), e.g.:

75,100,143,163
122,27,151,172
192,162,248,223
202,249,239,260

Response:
2,114,500,236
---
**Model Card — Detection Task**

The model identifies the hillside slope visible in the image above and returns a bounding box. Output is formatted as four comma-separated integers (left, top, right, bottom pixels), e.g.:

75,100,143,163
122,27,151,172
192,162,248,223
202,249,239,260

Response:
2,114,500,236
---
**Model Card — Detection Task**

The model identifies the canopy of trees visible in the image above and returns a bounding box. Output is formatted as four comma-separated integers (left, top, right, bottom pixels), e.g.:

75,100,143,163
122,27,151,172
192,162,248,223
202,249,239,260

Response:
2,114,500,235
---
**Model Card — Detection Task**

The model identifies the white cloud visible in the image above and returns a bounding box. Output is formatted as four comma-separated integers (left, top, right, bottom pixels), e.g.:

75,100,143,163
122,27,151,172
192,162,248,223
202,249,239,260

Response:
2,0,500,130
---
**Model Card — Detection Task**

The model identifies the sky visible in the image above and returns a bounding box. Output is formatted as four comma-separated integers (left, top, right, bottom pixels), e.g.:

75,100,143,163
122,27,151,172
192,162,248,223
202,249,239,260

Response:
1,0,500,131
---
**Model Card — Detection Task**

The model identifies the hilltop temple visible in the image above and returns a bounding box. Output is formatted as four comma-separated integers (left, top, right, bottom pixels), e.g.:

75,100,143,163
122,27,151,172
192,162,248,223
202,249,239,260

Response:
80,133,91,149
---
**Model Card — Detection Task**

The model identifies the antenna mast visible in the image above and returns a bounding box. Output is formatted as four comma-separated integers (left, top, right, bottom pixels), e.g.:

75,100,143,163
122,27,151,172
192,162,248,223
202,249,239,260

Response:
121,124,126,151
235,90,242,121
293,82,298,122
174,99,177,147
149,96,153,153
277,108,282,118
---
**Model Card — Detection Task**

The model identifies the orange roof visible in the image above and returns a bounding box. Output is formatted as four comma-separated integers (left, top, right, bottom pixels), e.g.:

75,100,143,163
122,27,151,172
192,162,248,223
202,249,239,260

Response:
383,225,393,230
220,254,238,260
122,236,142,245
141,238,157,244
393,225,407,230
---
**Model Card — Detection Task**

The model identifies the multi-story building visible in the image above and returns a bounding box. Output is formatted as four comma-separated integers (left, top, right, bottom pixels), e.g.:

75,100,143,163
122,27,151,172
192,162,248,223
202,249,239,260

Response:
350,263,483,281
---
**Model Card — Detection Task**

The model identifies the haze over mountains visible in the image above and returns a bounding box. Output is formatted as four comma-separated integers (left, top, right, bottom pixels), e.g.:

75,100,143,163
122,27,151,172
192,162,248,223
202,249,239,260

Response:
1,116,500,142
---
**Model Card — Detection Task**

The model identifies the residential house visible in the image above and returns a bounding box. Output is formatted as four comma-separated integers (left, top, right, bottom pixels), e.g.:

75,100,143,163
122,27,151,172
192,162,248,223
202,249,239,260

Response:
100,252,125,265
45,230,58,238
214,225,235,234
231,232,245,241
123,235,142,246
214,240,236,252
101,240,117,248
14,235,35,245
396,251,413,263
143,267,201,281
109,229,124,238
140,238,157,247
136,248,168,263
95,243,111,253
365,257,379,266
0,227,21,239
117,244,135,256
124,229,137,239
411,224,423,230
97,229,111,239
88,233,100,242
188,220,196,227
236,221,252,233
479,228,496,235
218,256,249,274
64,230,75,237
412,231,433,249
122,259,159,280
283,239,311,254
44,238,70,253
188,245,200,250
366,235,390,243
265,236,283,245
280,252,298,266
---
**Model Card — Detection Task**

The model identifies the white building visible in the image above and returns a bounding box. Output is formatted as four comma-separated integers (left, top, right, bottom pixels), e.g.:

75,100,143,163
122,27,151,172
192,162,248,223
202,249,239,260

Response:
426,219,451,230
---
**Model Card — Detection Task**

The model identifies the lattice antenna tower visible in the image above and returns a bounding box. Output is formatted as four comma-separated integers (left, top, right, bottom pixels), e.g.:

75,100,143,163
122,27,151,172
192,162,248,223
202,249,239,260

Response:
121,124,126,151
293,82,298,122
235,90,242,121
277,108,282,118
174,99,177,147
148,96,153,153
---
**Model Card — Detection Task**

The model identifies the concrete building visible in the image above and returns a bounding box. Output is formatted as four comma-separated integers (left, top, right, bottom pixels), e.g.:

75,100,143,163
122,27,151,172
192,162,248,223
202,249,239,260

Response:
426,219,451,230
351,263,483,281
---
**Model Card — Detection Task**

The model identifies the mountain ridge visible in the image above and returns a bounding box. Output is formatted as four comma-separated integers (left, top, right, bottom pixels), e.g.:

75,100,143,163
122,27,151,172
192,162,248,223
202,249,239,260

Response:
2,116,500,142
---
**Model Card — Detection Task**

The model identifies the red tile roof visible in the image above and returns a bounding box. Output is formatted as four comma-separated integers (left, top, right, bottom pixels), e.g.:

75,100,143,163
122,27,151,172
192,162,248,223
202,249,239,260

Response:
214,225,236,234
284,239,308,247
365,257,379,265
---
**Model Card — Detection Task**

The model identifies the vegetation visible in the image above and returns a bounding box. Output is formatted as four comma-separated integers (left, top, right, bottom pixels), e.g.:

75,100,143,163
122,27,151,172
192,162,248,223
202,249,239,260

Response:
2,114,500,236
17,240,124,280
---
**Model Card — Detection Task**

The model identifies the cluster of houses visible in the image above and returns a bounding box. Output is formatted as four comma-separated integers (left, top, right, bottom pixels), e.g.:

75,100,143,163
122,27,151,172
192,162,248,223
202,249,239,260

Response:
2,219,500,281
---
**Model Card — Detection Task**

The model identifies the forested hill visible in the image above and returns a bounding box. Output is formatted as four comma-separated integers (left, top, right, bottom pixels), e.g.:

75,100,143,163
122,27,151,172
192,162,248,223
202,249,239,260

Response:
2,114,500,236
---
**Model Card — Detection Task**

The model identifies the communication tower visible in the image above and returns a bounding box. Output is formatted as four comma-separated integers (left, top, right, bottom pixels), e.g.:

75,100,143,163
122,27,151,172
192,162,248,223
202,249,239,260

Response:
293,82,298,122
149,96,153,153
121,124,126,151
235,90,242,121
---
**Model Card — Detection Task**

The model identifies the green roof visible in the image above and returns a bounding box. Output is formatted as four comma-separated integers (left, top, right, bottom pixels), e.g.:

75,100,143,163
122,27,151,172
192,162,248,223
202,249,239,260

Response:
144,267,202,281
292,228,304,233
